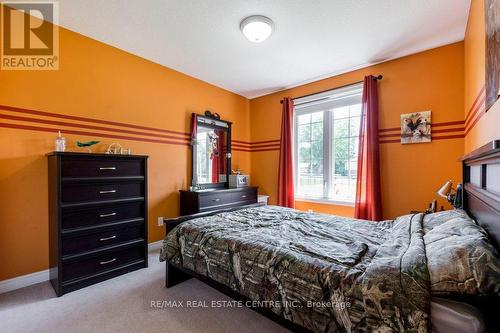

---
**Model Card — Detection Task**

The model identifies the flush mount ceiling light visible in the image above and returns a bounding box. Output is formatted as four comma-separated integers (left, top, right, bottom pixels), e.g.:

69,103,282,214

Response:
240,15,274,43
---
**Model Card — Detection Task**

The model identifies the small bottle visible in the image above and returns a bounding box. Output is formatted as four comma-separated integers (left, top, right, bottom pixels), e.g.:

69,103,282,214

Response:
55,131,66,152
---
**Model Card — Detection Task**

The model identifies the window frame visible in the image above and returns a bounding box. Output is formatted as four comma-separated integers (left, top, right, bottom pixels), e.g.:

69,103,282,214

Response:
293,84,363,206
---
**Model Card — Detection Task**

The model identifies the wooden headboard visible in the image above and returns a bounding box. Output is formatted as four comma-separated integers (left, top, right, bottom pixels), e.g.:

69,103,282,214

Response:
462,140,500,251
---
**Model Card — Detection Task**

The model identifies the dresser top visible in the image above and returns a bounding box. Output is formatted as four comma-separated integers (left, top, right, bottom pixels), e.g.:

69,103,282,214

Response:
46,151,149,158
179,186,258,194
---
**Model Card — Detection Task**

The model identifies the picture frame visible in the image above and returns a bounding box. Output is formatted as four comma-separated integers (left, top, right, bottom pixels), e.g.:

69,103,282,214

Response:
485,0,500,111
400,111,431,144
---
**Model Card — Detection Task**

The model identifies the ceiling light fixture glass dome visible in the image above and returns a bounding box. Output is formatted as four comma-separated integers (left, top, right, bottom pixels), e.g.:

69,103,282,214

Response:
240,15,274,43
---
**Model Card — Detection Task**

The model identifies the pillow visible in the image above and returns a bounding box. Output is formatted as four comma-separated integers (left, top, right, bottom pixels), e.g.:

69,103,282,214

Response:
423,209,471,233
423,210,500,296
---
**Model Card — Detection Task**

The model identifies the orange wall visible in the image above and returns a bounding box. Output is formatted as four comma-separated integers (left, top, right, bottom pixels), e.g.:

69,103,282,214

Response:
0,13,481,282
250,43,465,219
0,27,251,280
464,0,500,153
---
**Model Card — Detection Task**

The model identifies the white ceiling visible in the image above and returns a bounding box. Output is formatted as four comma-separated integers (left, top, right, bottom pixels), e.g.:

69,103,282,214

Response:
57,0,471,99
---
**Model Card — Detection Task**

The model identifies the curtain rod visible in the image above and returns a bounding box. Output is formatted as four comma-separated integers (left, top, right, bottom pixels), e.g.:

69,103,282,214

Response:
280,75,383,104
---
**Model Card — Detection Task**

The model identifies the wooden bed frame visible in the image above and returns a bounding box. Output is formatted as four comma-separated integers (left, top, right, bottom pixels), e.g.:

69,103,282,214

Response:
164,202,311,332
462,140,500,249
164,140,500,333
456,140,500,332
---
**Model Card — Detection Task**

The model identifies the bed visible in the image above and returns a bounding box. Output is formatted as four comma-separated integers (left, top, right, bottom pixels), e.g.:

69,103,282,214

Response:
160,141,500,333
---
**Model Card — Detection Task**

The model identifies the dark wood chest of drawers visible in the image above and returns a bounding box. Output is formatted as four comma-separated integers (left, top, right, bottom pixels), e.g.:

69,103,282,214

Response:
48,152,148,296
179,187,258,216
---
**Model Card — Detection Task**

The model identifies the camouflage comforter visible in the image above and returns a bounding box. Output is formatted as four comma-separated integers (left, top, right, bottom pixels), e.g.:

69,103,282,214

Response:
160,206,431,332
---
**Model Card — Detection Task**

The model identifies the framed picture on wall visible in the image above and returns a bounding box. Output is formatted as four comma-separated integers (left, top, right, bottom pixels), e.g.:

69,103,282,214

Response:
485,0,500,111
400,111,431,144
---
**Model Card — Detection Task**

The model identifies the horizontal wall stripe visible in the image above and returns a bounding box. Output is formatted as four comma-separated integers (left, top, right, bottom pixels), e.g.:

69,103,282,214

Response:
379,139,400,144
432,127,464,134
232,141,251,147
232,138,281,152
379,133,400,138
0,122,191,146
464,86,487,136
248,122,467,148
379,127,464,139
232,143,281,149
0,113,190,143
232,139,281,146
465,104,487,136
233,147,281,152
378,120,465,133
379,125,464,140
465,112,484,135
464,93,486,130
0,104,191,137
378,127,399,133
238,119,469,149
0,105,256,151
253,143,281,147
252,147,281,152
464,90,484,125
2,104,469,150
0,104,259,150
465,98,486,131
464,85,486,125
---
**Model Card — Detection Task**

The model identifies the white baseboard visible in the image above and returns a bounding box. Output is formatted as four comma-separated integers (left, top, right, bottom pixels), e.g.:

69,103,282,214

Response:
148,240,163,252
0,269,50,295
0,241,164,294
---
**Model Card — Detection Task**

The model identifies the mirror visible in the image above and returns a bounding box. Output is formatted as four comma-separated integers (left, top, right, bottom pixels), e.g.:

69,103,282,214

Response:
195,127,226,184
191,114,231,188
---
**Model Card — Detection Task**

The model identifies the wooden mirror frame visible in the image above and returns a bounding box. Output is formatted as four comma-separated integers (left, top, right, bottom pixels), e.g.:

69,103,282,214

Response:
191,113,232,189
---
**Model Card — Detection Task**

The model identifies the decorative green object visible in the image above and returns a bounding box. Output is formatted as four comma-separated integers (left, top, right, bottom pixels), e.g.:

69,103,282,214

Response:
76,140,100,152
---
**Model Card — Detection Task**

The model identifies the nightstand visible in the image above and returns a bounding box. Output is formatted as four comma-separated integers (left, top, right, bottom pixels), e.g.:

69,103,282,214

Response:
258,195,269,205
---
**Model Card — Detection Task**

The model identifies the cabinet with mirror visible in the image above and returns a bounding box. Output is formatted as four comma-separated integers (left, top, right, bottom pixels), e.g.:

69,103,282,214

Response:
180,113,258,216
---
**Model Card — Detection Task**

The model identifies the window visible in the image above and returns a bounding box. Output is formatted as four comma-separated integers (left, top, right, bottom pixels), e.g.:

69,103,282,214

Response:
294,84,363,204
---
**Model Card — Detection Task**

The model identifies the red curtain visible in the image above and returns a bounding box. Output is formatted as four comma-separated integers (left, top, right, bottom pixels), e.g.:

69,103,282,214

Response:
355,76,382,221
278,97,295,208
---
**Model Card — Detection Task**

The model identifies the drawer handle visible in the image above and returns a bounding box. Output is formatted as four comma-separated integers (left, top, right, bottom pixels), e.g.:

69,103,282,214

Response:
241,195,247,198
212,198,221,202
99,167,116,170
99,235,117,241
99,212,117,218
100,258,117,265
99,190,117,194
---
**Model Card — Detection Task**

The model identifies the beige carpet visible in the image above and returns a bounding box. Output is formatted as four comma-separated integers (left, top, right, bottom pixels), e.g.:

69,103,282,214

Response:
0,249,290,333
